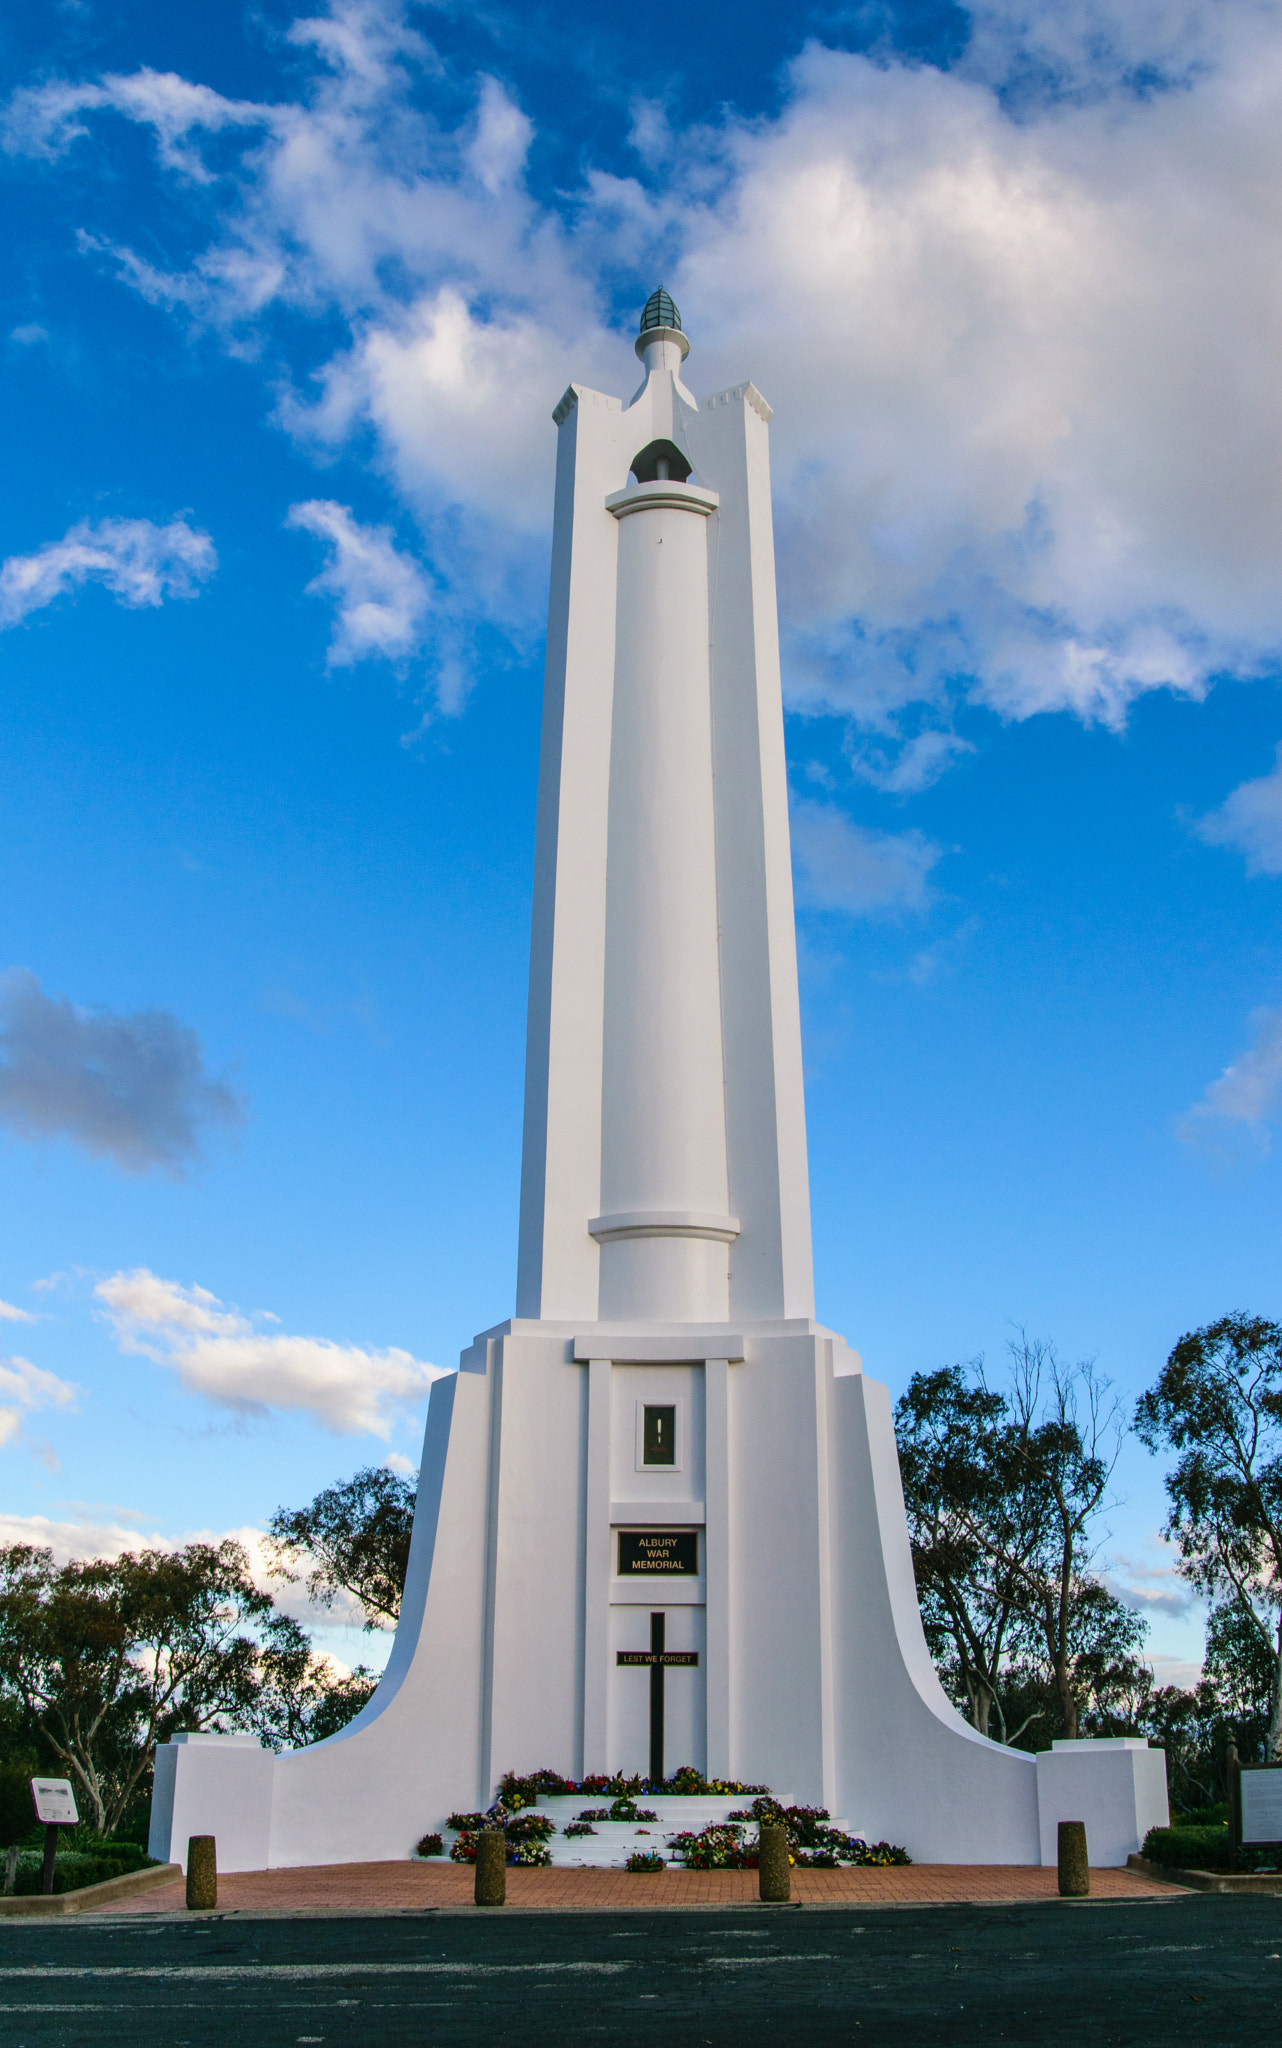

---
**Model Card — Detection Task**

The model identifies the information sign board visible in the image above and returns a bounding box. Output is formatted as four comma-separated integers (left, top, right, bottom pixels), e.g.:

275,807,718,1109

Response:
1240,1765,1282,1845
30,1778,79,1826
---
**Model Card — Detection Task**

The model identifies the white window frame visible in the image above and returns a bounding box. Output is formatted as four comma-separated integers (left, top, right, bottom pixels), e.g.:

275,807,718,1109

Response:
635,1396,684,1474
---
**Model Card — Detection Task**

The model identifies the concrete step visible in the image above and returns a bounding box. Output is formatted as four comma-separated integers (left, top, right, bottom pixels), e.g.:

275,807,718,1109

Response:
449,1794,867,1869
528,1794,813,1869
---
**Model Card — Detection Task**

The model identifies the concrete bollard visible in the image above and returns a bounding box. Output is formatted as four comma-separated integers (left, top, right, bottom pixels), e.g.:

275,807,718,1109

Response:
758,1822,791,1903
186,1836,218,1911
474,1827,507,1907
1057,1820,1089,1897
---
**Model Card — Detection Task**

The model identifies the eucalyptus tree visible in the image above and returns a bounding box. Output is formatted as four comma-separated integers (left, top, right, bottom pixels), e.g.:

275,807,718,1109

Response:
0,1540,269,1835
897,1336,1145,1743
266,1464,417,1629
1136,1313,1282,1760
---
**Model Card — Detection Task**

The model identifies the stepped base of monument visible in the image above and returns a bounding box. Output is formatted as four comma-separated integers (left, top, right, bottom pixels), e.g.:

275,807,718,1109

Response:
532,1794,814,1867
87,1862,1181,1917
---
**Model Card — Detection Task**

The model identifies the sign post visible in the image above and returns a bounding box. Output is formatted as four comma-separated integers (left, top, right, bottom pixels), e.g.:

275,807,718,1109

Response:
30,1778,79,1896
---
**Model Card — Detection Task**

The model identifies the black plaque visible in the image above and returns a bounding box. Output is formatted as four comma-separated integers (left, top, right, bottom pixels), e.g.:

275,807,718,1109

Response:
618,1529,698,1575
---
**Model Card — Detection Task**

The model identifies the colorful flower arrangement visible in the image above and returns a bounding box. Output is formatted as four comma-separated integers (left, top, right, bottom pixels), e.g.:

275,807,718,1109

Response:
669,1801,911,1870
448,1830,553,1867
445,1805,556,1866
496,1766,769,1811
625,1850,665,1872
427,1771,908,1873
667,1823,757,1870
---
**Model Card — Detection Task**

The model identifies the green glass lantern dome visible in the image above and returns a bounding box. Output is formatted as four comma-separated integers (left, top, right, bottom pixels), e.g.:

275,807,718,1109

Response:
639,287,682,334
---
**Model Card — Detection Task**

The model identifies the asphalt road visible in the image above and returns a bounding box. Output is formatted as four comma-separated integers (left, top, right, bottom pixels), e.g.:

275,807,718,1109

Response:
0,1896,1278,2047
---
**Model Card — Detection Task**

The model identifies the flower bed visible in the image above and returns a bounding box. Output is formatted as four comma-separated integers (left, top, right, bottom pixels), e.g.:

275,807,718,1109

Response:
668,1802,910,1871
448,1831,552,1867
428,1770,909,1873
668,1823,757,1870
496,1766,769,1811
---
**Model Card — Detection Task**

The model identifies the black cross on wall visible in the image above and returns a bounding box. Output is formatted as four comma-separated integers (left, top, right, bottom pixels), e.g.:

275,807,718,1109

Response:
616,1611,699,1784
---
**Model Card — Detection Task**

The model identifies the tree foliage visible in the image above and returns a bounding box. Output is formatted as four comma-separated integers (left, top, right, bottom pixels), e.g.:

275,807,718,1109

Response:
0,1541,270,1835
252,1614,378,1752
1135,1313,1282,1759
896,1337,1146,1745
0,1536,381,1836
265,1465,416,1630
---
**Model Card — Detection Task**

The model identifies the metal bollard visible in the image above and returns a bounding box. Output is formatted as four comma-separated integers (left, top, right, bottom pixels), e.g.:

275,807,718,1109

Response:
186,1835,218,1911
758,1822,791,1903
1057,1820,1089,1897
474,1827,507,1907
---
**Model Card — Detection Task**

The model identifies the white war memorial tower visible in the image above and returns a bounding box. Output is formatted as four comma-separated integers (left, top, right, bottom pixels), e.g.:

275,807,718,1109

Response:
151,293,1168,1871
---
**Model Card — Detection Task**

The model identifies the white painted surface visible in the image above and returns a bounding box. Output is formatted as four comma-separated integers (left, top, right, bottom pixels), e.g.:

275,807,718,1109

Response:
516,328,813,1328
148,315,1163,1874
598,467,729,1322
148,1733,274,1872
1036,1739,1170,1867
519,1794,789,1868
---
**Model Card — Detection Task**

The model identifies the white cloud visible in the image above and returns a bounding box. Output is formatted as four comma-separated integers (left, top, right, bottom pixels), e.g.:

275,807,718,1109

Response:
1,68,270,173
0,1298,35,1323
791,797,941,916
12,0,1282,750
0,1506,375,1649
1177,1006,1282,1158
0,515,215,629
467,74,533,195
897,916,982,988
287,500,430,666
960,0,1246,100
1104,1548,1196,1620
849,730,975,795
1195,747,1282,875
1149,1653,1204,1690
0,1355,77,1451
95,1267,445,1436
0,968,242,1175
0,1507,172,1562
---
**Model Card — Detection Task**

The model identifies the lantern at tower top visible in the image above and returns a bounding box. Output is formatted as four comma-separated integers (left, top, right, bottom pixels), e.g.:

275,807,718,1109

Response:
639,286,681,333
635,285,690,368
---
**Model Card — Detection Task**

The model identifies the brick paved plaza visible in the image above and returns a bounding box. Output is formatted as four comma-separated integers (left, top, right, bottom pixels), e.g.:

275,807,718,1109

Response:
89,1857,1177,1915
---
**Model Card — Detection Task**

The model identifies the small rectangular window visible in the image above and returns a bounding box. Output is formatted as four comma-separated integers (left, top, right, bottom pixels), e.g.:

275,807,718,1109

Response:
642,1404,676,1466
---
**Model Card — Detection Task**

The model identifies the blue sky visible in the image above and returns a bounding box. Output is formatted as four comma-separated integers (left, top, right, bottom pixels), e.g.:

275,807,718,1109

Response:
3,0,1282,1681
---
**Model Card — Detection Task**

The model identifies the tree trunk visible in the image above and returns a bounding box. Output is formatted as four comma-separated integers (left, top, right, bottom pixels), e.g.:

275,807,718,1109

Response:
975,1682,993,1739
1269,1615,1282,1763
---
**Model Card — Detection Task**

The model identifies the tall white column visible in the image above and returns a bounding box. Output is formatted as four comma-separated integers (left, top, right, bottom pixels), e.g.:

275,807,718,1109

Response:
593,474,736,1322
